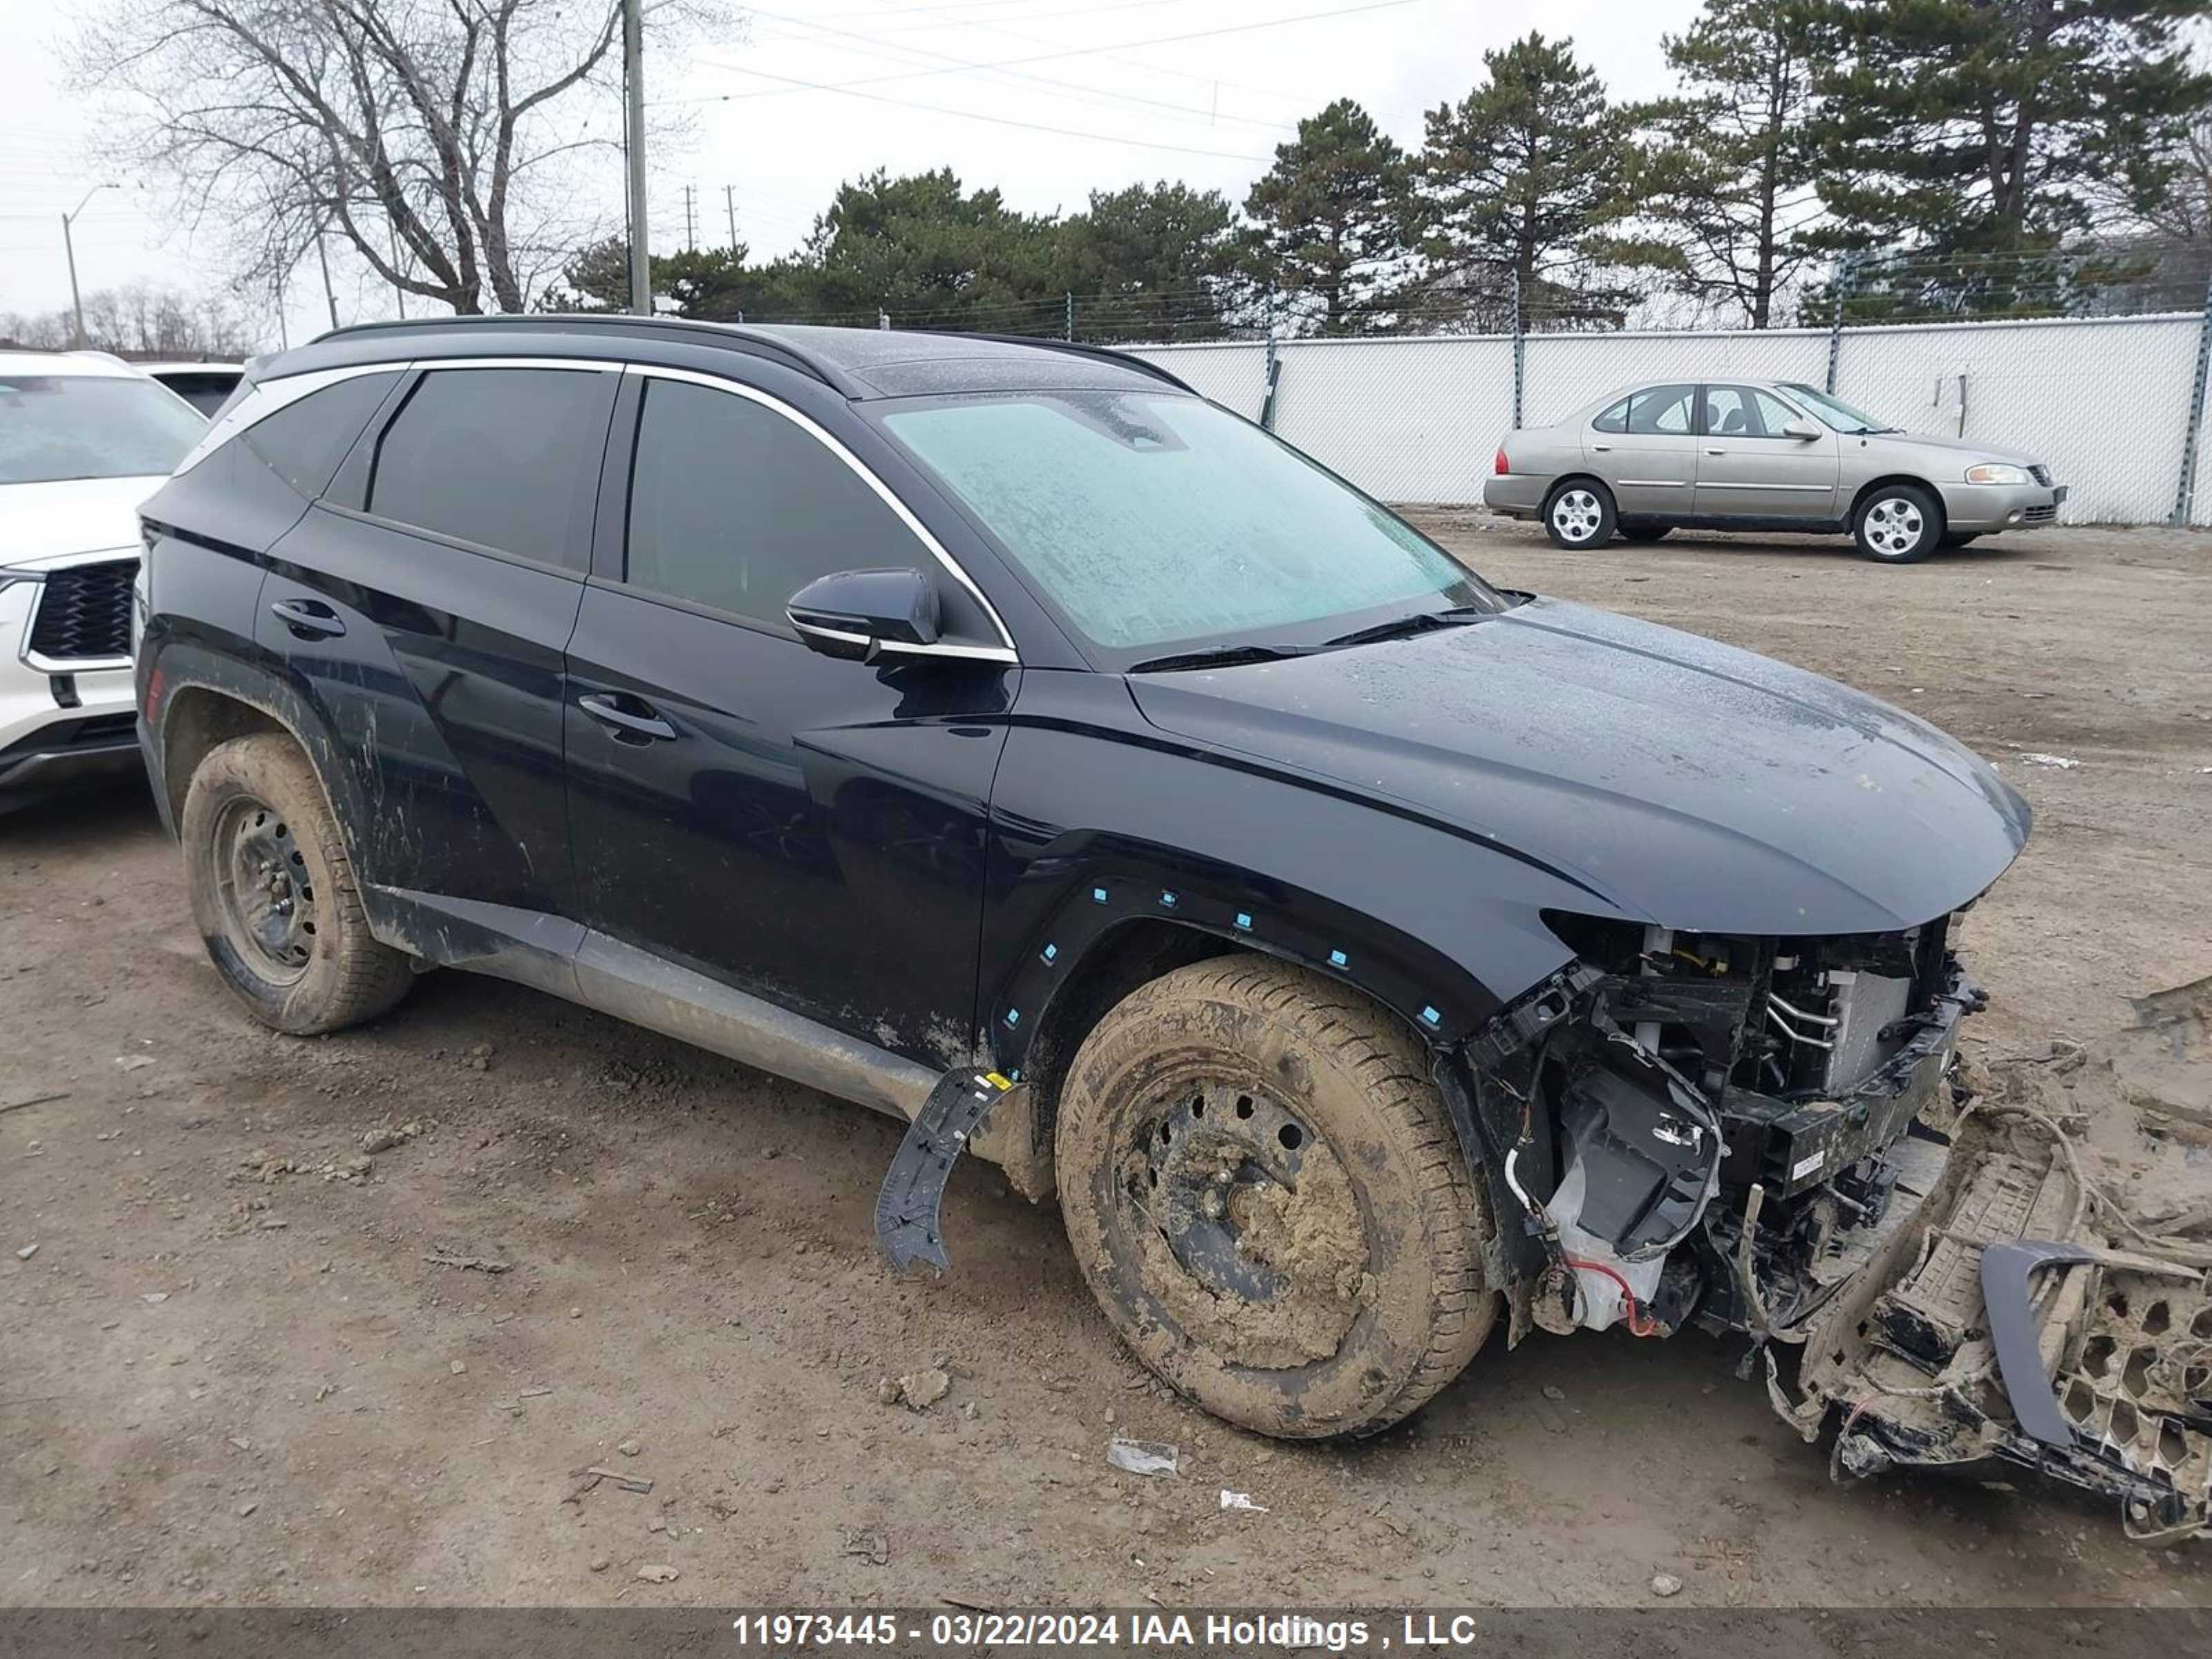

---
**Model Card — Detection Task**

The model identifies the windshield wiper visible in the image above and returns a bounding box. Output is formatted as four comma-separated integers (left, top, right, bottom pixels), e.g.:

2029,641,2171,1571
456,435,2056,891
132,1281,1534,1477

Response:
1126,643,1311,673
1320,606,1491,648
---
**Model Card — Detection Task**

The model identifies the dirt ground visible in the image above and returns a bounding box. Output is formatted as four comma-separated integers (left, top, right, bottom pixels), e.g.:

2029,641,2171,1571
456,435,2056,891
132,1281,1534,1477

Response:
3,517,2209,1611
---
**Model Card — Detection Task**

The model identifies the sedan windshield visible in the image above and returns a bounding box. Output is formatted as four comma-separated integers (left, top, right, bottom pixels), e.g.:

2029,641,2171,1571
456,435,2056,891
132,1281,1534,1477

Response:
0,374,207,485
1777,382,1898,435
879,391,1500,661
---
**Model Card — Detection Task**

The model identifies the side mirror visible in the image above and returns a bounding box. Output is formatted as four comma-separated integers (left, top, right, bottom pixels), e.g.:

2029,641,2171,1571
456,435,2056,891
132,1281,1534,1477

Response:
787,568,941,662
1780,418,1822,441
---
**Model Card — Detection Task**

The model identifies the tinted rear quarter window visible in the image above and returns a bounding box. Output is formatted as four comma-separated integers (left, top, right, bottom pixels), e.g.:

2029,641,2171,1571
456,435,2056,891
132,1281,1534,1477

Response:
1591,398,1629,434
244,372,400,500
624,378,928,626
367,368,612,568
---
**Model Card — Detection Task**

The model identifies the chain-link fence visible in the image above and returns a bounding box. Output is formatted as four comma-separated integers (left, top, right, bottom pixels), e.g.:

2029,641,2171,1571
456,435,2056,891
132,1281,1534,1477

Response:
1111,310,2212,525
738,247,2212,526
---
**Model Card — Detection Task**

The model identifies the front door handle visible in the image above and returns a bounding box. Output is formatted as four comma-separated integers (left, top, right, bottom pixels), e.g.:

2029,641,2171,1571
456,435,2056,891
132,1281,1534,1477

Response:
577,692,677,744
1591,442,1612,452
269,597,346,639
1705,446,1727,455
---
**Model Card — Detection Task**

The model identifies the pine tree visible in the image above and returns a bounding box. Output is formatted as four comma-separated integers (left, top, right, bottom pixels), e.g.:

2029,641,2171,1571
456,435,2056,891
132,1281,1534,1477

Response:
1057,182,1241,340
1810,0,2210,261
1623,0,1825,327
1414,32,1635,329
1242,99,1414,334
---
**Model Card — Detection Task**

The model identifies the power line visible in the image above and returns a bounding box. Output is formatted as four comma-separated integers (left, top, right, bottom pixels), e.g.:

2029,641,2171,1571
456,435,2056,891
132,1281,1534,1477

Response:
671,0,1427,106
854,0,1317,113
739,10,1297,133
674,62,1276,162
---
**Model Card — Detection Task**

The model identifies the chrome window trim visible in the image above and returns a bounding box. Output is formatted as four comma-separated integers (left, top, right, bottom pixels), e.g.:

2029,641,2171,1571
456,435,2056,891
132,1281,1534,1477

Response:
624,362,1018,659
169,356,619,480
788,617,1017,664
169,361,406,479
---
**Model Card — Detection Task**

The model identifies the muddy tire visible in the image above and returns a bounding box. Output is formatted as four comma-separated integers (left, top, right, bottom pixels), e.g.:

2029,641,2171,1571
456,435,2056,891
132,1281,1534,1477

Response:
180,733,413,1035
1056,956,1495,1438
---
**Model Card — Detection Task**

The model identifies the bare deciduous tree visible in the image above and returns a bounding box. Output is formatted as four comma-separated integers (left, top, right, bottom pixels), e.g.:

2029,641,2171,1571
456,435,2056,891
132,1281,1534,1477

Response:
0,282,261,357
70,0,714,316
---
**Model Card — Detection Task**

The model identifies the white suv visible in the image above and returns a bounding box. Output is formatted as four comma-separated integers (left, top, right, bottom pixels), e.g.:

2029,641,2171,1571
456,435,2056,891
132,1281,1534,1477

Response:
1,353,206,809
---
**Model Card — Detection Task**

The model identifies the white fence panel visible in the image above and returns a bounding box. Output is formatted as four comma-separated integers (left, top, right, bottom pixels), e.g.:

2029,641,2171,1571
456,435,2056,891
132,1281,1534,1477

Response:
1269,336,1514,503
1123,341,1268,420
1833,314,2199,525
1125,314,2208,525
1522,328,1830,427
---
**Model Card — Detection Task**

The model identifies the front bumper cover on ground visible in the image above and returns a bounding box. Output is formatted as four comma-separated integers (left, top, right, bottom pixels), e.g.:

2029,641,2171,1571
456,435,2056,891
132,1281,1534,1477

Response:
1782,1127,2211,1540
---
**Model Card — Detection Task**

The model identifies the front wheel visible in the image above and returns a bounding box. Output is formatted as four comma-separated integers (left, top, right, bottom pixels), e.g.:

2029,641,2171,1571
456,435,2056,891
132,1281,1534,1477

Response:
1854,485,1942,563
1544,480,1616,550
1056,957,1496,1438
180,733,413,1034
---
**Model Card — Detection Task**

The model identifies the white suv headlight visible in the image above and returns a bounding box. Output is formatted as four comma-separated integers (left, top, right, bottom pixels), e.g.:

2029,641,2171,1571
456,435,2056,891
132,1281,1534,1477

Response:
1965,462,2032,485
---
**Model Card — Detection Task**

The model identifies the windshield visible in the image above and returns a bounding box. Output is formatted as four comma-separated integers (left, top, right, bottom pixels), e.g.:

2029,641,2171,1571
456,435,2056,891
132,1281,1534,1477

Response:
878,391,1500,662
1777,382,1897,435
0,373,206,486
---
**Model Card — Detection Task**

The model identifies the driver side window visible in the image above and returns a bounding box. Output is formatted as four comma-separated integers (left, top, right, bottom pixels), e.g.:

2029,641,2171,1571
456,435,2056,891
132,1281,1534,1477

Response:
624,378,931,628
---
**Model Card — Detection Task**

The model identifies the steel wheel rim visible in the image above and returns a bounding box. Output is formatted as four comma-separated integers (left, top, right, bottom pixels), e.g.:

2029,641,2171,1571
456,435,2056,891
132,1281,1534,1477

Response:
1116,1070,1369,1363
1551,489,1603,543
1865,496,1925,556
211,795,318,985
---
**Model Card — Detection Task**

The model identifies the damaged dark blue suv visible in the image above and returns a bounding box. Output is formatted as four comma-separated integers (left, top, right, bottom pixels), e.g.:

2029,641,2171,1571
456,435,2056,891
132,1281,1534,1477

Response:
134,319,2202,1533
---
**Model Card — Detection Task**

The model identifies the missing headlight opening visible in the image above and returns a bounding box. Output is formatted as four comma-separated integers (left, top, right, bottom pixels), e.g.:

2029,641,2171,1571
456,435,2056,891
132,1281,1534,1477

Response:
1468,914,2211,1541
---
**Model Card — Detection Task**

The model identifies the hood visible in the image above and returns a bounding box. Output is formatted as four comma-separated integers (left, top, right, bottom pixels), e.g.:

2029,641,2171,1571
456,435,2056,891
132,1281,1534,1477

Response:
0,475,163,569
1870,429,2039,467
1126,597,2030,937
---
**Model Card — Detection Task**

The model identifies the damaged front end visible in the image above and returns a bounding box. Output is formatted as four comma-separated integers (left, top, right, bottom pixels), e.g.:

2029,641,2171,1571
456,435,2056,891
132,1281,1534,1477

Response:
1453,913,2211,1539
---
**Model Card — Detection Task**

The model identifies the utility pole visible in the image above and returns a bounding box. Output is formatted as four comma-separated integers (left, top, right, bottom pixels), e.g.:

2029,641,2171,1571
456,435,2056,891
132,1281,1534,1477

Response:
724,185,738,252
622,0,650,315
61,183,116,349
682,184,696,252
314,221,339,331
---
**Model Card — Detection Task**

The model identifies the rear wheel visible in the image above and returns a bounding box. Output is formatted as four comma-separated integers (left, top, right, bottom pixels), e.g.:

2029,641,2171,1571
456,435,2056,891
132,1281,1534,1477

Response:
1853,484,1942,563
180,733,413,1034
1543,480,1615,550
1056,957,1495,1438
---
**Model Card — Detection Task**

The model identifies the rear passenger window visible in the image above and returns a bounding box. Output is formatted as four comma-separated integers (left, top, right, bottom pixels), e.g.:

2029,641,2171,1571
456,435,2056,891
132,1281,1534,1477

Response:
245,372,399,500
1591,397,1629,434
366,368,612,568
624,379,928,626
1627,384,1696,435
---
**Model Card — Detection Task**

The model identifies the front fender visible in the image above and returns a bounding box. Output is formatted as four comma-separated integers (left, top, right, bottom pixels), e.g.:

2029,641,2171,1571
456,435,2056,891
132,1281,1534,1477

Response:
980,671,1624,1071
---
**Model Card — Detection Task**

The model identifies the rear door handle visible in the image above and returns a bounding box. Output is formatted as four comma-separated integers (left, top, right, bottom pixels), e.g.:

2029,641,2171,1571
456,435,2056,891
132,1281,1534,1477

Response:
577,692,677,743
1705,446,1727,455
1591,443,1612,452
269,597,346,639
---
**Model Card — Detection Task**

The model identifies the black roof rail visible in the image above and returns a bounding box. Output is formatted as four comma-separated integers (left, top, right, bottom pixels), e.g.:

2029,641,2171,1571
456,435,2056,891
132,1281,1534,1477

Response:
309,313,863,397
957,332,1195,394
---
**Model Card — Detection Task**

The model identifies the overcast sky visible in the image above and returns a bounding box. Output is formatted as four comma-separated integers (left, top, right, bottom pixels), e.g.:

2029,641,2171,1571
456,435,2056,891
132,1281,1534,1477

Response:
1,0,1704,351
